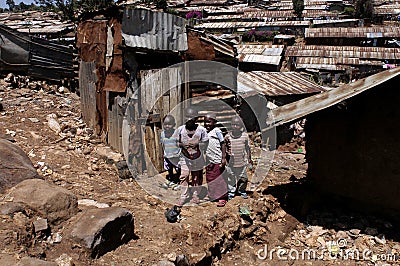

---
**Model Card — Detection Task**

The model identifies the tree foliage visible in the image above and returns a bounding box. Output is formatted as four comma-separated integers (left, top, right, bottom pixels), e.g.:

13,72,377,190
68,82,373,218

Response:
354,0,374,18
141,0,168,10
292,0,304,17
34,0,114,21
6,0,16,11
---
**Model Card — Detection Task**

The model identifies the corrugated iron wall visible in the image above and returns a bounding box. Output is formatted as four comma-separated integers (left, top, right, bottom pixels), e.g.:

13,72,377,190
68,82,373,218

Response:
0,24,74,80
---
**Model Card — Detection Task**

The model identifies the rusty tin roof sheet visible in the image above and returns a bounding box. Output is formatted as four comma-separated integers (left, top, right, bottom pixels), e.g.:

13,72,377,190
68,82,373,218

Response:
305,27,400,38
238,71,325,96
265,67,400,129
195,20,309,29
122,8,188,51
286,45,400,60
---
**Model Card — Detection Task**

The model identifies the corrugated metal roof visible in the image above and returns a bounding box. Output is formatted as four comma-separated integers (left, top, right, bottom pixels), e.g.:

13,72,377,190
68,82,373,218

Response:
195,20,309,29
238,54,282,65
237,71,325,96
264,67,400,129
312,19,359,25
195,21,267,29
305,27,400,38
374,4,400,15
302,10,339,17
0,11,73,35
235,44,284,56
286,45,400,60
121,8,188,51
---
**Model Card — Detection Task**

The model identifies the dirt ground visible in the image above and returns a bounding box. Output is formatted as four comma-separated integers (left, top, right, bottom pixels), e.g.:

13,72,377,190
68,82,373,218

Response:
1,76,400,265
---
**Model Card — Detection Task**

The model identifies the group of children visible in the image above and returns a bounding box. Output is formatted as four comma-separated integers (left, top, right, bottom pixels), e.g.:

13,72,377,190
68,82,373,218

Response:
160,107,252,207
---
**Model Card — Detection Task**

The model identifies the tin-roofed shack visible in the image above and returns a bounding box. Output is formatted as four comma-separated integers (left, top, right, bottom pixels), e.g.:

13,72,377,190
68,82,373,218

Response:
76,7,188,174
266,68,400,215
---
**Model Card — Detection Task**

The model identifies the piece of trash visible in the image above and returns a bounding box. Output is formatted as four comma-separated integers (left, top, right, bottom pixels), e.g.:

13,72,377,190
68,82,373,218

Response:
297,148,303,153
239,206,251,216
165,205,181,223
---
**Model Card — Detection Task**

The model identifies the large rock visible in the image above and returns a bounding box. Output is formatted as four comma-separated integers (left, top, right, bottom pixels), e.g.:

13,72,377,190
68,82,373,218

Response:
67,207,134,258
0,139,40,193
9,179,78,225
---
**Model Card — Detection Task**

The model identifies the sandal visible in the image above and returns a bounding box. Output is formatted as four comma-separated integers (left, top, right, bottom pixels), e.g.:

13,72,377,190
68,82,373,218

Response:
217,200,227,207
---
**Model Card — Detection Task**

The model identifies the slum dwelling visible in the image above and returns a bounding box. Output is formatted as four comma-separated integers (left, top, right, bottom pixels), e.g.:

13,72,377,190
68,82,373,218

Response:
0,24,75,85
265,67,400,216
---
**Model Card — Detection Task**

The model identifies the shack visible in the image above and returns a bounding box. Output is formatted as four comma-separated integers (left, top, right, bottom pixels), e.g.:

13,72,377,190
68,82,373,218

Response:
76,7,188,174
0,24,75,82
265,67,400,215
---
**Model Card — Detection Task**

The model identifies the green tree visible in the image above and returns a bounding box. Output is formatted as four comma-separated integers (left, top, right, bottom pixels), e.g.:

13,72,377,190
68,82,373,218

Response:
35,0,114,21
354,0,374,18
292,0,304,17
6,0,16,11
141,0,167,10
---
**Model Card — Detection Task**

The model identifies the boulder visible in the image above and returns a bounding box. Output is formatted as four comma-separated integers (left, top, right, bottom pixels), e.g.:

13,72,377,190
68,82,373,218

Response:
9,179,78,225
67,207,134,258
0,139,40,193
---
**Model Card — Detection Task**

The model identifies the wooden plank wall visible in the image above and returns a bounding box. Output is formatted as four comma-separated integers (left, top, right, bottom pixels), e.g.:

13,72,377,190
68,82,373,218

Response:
79,61,97,130
107,93,125,152
140,68,183,174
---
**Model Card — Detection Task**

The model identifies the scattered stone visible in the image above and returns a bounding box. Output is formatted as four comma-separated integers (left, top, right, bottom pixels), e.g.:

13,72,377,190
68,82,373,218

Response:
176,254,189,266
0,202,25,216
90,164,99,171
28,118,40,123
67,207,134,258
159,260,175,266
95,146,123,163
349,229,361,237
54,254,73,266
9,179,78,225
166,252,177,262
77,199,109,209
33,217,48,233
115,161,133,179
375,234,386,245
0,139,40,193
51,232,62,243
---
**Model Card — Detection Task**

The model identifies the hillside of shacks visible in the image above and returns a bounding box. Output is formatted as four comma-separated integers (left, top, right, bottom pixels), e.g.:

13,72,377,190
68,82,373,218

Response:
1,0,400,265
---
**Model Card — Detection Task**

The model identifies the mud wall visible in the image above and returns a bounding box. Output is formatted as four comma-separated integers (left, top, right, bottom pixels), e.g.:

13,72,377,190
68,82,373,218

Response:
306,77,400,214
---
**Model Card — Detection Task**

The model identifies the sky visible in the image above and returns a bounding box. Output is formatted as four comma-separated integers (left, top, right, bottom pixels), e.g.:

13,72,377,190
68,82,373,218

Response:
1,0,36,9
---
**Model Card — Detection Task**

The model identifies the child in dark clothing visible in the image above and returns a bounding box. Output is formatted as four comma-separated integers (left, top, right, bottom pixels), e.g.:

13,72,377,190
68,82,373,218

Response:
160,115,181,189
